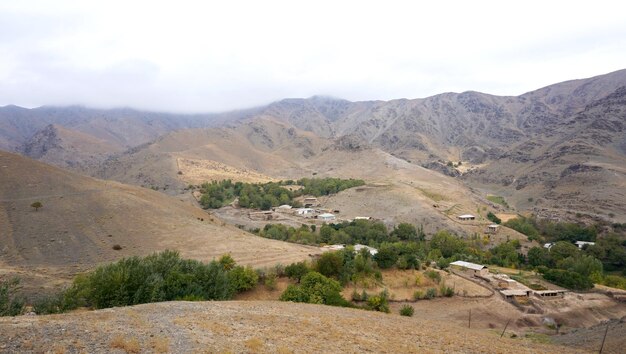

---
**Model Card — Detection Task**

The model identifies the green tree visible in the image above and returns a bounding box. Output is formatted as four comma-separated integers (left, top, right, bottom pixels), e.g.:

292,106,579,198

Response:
316,252,344,279
527,246,553,268
430,231,466,258
280,272,348,306
228,266,259,292
391,223,418,241
285,262,310,283
30,201,43,211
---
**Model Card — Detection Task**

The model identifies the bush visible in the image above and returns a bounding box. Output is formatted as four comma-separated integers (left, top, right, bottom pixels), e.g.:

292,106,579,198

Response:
0,278,23,316
59,250,235,310
439,284,454,297
399,304,414,317
316,252,344,279
425,288,437,299
285,262,310,283
280,272,349,307
487,212,501,224
366,290,390,313
264,272,277,291
228,266,259,292
413,290,424,300
425,270,441,284
543,269,593,291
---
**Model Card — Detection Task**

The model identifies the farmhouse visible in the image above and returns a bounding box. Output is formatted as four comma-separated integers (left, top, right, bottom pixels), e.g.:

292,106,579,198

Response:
457,214,476,221
318,213,336,222
295,208,315,216
449,260,489,277
501,289,532,299
487,224,500,233
303,197,320,207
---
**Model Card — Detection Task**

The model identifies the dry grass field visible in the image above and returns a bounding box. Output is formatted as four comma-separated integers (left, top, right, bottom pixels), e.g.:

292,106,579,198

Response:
0,301,590,353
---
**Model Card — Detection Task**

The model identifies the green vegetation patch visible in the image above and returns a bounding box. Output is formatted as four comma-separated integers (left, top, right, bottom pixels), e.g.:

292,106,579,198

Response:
198,178,365,210
486,195,509,208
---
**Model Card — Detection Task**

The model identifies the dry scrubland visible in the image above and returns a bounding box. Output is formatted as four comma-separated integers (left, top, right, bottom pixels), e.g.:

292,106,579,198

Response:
0,151,320,293
0,301,589,353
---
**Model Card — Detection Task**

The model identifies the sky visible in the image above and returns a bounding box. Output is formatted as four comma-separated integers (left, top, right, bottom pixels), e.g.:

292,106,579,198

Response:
1,0,626,113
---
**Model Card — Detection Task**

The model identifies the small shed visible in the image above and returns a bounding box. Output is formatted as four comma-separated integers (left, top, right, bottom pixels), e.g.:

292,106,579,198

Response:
487,224,500,233
575,241,595,249
318,213,336,222
501,289,532,298
449,260,489,277
277,204,292,210
295,208,315,216
457,214,476,221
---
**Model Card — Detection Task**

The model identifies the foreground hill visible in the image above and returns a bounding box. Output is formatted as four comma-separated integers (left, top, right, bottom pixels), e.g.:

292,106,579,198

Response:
0,151,319,292
0,301,588,353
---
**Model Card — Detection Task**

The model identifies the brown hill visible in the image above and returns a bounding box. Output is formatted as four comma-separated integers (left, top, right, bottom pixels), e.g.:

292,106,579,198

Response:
0,301,588,353
0,151,319,292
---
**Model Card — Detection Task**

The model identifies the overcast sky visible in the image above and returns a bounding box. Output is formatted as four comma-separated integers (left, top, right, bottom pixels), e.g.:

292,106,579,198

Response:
1,0,625,113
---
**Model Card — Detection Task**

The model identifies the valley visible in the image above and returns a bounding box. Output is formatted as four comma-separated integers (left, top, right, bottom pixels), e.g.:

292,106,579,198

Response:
1,69,626,353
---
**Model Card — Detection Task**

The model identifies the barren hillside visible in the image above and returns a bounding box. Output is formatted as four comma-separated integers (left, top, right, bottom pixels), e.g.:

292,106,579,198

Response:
0,151,320,293
0,301,590,353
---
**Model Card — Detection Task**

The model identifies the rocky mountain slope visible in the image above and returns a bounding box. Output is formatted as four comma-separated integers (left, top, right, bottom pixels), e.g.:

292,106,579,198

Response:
2,69,624,221
237,69,626,221
0,151,319,293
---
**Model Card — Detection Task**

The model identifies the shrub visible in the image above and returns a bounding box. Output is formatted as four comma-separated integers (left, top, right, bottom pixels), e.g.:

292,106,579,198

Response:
30,201,43,211
439,284,454,297
399,304,414,317
285,262,310,283
280,272,349,307
543,269,593,291
425,270,441,284
316,252,344,278
487,212,501,224
413,290,424,300
59,250,235,310
366,290,390,313
0,278,24,316
112,244,122,250
264,272,277,291
425,288,437,299
228,266,259,292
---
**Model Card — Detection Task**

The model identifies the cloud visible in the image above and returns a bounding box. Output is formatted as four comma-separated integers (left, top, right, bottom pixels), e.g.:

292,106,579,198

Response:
1,0,625,112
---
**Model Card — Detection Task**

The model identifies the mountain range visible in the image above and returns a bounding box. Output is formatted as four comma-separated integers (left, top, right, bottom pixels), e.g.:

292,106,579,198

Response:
1,69,625,222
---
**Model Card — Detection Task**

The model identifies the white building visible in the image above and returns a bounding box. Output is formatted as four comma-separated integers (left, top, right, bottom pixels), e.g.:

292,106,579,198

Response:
457,214,476,221
449,260,489,277
318,213,336,222
575,241,595,249
295,208,315,216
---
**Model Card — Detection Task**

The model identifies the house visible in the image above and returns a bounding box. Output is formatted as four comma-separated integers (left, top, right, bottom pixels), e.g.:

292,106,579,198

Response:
354,244,378,256
457,214,476,221
354,216,371,220
295,208,315,216
303,197,320,208
575,241,595,249
318,213,336,222
501,289,532,299
449,260,489,277
487,224,500,233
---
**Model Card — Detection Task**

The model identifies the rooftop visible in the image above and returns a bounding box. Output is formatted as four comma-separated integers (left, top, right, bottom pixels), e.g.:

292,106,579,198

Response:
449,260,486,271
